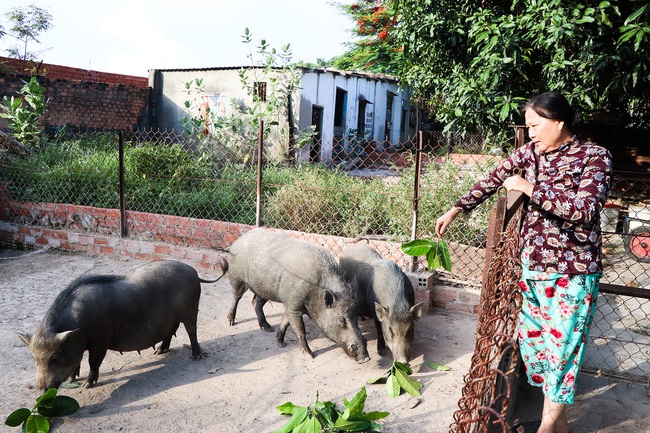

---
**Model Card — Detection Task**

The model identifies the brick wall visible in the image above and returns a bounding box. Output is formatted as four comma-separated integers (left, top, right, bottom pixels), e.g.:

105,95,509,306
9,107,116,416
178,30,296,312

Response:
0,188,480,315
0,56,148,87
0,56,150,131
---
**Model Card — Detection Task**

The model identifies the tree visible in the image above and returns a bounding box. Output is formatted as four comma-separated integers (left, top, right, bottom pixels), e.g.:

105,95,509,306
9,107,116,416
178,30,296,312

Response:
390,0,650,140
2,4,53,66
332,1,403,75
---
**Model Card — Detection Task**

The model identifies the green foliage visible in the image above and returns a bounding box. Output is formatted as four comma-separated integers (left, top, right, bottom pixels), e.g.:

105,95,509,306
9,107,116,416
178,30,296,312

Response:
333,1,403,75
273,387,388,433
427,361,451,372
264,165,392,237
2,4,53,62
391,0,650,135
5,388,80,433
0,134,493,248
180,28,315,165
0,76,49,151
401,238,452,272
368,361,423,397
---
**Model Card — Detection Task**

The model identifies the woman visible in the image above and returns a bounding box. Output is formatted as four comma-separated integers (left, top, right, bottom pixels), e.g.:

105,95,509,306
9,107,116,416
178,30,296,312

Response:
436,91,613,433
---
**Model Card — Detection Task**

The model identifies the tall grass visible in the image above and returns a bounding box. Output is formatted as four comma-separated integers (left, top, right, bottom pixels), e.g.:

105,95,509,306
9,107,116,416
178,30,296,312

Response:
0,136,494,247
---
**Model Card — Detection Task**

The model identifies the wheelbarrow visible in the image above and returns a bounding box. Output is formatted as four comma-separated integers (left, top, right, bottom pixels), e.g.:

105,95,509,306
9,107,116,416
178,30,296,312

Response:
601,202,650,262
623,216,650,263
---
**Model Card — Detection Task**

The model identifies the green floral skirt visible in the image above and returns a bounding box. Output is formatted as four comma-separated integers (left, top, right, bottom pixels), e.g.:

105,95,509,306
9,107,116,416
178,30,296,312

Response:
517,266,600,404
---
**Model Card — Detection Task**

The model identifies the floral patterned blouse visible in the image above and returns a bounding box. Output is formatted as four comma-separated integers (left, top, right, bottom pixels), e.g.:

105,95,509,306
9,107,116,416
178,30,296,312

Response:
454,137,613,275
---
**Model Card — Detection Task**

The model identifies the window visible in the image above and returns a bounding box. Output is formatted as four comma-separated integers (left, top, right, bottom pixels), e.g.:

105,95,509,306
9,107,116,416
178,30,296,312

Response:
254,82,267,101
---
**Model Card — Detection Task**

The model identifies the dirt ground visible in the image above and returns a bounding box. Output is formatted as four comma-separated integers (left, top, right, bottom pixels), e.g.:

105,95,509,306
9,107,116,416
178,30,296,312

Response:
1,248,649,433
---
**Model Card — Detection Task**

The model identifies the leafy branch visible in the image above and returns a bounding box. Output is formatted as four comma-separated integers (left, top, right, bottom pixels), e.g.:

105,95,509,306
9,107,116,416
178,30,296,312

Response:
368,361,423,398
401,238,452,272
273,386,388,433
5,388,80,433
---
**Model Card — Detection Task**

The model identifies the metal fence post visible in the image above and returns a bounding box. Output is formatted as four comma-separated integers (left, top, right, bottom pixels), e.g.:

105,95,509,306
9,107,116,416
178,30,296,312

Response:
256,121,263,227
118,131,127,237
409,131,424,272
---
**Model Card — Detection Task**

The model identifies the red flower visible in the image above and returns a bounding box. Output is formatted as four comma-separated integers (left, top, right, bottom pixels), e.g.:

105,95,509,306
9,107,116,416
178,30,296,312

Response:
545,286,556,298
378,29,388,40
531,374,545,384
550,328,563,339
518,281,529,292
557,278,569,288
527,329,542,338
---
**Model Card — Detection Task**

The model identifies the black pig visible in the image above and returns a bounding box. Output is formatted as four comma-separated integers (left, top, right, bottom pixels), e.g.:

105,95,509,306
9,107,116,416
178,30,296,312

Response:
18,259,226,389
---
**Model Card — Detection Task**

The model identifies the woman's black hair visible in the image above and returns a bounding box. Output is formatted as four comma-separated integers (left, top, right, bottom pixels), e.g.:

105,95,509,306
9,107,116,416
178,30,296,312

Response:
522,91,576,130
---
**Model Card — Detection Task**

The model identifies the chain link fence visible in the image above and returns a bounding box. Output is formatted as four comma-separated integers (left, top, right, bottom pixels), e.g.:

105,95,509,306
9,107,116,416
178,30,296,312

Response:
1,128,649,384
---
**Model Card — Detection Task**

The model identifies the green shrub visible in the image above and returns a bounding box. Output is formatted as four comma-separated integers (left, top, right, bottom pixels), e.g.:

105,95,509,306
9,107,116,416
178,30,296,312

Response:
0,134,495,248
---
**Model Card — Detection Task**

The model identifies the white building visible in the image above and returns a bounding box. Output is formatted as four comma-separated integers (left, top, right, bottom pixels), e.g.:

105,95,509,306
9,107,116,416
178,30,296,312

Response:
148,66,416,164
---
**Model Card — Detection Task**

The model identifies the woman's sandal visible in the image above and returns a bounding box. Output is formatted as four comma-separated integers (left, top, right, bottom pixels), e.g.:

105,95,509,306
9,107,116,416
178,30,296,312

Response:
510,420,541,433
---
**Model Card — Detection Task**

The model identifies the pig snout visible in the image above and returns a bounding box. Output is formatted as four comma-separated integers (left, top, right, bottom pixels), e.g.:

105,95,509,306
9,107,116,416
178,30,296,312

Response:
352,342,370,364
342,328,370,364
36,369,66,391
19,330,82,390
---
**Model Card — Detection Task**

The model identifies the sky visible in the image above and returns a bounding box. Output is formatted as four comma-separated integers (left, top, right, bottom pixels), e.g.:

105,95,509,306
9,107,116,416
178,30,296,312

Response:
1,0,356,77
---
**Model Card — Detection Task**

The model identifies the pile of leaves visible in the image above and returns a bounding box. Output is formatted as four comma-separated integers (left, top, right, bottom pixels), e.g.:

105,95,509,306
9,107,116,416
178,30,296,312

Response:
273,386,388,433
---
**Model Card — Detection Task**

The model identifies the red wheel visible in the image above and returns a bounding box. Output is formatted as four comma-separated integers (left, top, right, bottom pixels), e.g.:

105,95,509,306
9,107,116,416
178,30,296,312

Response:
624,225,650,263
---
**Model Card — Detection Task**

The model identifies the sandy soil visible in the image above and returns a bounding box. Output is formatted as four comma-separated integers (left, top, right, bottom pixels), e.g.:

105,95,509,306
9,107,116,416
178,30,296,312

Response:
1,248,477,433
2,248,648,433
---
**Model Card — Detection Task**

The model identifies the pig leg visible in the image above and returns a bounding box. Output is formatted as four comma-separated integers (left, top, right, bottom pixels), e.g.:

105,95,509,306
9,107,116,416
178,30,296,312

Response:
373,317,387,356
276,311,313,358
155,323,180,355
252,294,273,332
227,280,248,326
67,364,81,383
85,347,109,388
182,319,202,360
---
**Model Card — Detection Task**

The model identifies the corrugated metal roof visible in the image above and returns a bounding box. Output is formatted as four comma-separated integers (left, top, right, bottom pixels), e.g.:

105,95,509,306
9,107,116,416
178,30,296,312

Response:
151,65,400,82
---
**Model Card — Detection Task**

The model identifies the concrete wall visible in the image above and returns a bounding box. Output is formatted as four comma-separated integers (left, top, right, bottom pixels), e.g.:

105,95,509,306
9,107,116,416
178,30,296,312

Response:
149,67,415,163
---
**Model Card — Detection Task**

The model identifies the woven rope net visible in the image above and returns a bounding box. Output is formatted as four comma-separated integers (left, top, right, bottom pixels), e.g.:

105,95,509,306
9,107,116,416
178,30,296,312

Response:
449,192,525,433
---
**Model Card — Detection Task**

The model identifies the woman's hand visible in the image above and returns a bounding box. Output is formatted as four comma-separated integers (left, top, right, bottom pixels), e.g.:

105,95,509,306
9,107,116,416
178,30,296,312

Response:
503,175,534,197
436,207,463,238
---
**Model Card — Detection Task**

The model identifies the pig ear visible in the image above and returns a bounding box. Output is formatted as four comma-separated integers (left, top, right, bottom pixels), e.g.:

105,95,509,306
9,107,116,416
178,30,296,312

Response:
374,302,388,322
17,332,32,346
411,302,424,320
57,329,81,344
324,289,335,308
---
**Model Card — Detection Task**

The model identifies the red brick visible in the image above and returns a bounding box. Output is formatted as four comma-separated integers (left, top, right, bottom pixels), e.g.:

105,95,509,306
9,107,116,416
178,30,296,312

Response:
175,227,191,238
166,216,181,227
186,237,201,248
101,246,116,255
78,234,94,245
432,286,458,302
148,214,164,224
197,261,212,270
154,244,171,255
105,209,121,219
133,212,149,222
135,253,151,261
193,219,211,230
178,217,193,228
190,228,206,240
